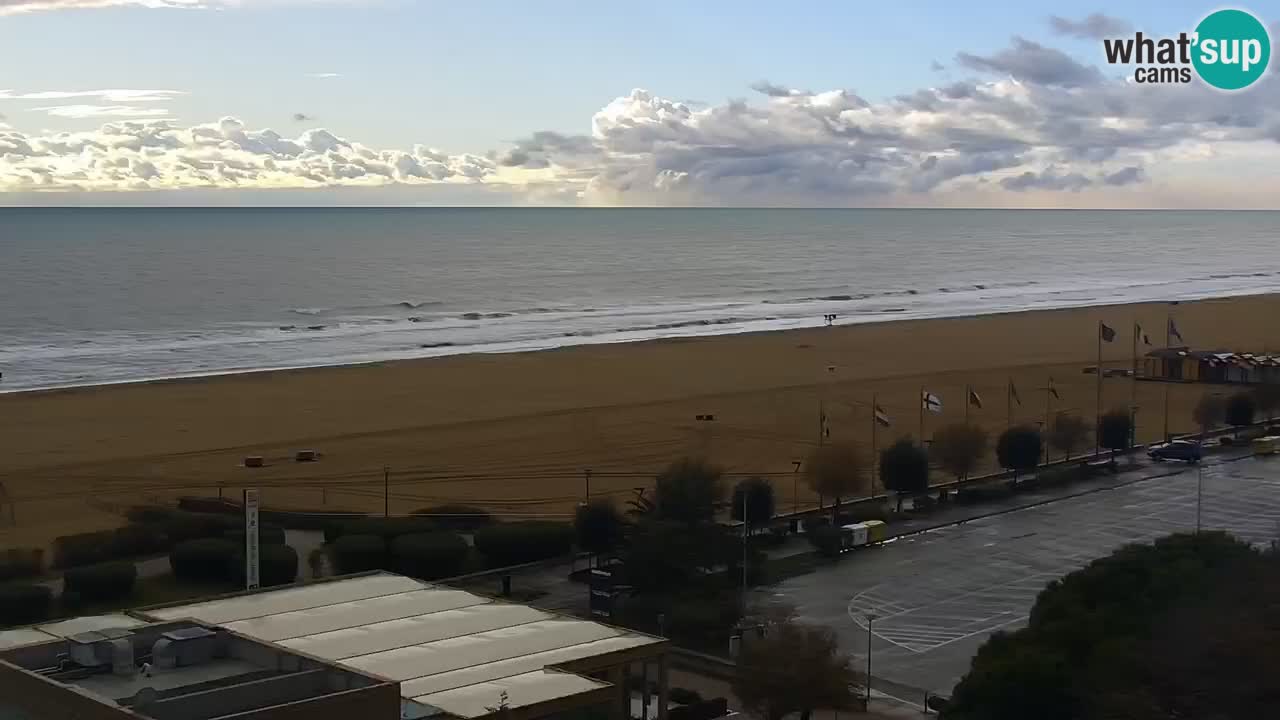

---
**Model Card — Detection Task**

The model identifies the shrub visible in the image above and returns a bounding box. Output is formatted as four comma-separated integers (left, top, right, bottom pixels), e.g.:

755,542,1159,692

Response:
1226,392,1257,430
325,516,440,543
126,505,175,525
0,548,44,582
162,512,240,544
52,530,118,568
329,534,388,575
666,593,741,649
473,522,574,566
63,561,137,603
169,538,238,582
232,544,298,587
223,524,287,546
997,425,1043,476
801,516,831,534
669,688,704,706
575,500,625,557
111,524,171,556
1098,409,1132,453
880,438,930,497
807,525,843,558
730,477,776,531
410,505,494,531
0,584,53,627
391,532,470,580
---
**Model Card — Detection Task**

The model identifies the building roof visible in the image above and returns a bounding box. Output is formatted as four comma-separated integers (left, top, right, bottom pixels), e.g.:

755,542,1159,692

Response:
139,573,664,719
0,614,145,650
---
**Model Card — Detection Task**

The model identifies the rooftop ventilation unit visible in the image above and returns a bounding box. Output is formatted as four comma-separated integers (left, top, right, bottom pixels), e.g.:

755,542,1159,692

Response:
152,626,217,669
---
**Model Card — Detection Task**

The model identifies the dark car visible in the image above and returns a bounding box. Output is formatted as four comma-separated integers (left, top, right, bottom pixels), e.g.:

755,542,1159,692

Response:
1148,440,1202,464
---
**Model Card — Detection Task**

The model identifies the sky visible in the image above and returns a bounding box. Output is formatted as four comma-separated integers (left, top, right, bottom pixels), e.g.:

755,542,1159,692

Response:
1,0,1278,207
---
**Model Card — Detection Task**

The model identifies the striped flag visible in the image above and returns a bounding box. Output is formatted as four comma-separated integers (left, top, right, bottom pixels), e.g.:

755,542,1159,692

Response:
874,404,891,427
1010,380,1022,406
968,388,983,409
1048,377,1060,400
1100,323,1116,342
922,391,943,414
1169,318,1184,343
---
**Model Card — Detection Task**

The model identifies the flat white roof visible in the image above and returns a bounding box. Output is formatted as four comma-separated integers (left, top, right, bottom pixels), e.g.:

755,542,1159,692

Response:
0,614,145,650
141,573,663,719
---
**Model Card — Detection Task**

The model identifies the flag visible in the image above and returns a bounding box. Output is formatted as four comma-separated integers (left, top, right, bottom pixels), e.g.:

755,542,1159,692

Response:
874,404,891,427
922,391,943,414
1100,323,1116,342
1048,377,1060,400
1143,333,1152,346
1009,381,1022,406
820,411,830,438
1169,318,1184,343
968,388,983,409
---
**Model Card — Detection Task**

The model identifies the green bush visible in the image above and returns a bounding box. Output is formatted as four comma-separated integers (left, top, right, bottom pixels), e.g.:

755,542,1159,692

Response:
111,524,171,556
0,548,44,582
162,512,240,544
63,561,137,603
52,529,118,568
807,525,843,558
666,593,741,649
473,522,574,566
411,505,494,531
170,538,238,582
126,505,175,525
232,544,299,587
0,584,53,627
325,516,440,544
329,534,388,575
391,532,470,580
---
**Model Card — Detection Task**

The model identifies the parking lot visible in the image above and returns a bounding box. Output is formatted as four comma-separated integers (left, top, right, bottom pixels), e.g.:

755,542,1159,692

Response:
758,454,1280,698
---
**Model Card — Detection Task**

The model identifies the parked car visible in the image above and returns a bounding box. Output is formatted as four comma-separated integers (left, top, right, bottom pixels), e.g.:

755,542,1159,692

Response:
1148,440,1202,464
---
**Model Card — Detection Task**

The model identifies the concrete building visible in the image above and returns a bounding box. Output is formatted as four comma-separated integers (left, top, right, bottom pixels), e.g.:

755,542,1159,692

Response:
0,573,669,720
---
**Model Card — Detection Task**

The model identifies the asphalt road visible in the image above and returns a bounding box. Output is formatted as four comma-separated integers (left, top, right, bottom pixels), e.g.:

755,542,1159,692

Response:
755,453,1280,699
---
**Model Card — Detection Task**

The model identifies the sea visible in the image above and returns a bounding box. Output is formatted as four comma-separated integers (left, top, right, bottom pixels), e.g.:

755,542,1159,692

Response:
2,208,1278,393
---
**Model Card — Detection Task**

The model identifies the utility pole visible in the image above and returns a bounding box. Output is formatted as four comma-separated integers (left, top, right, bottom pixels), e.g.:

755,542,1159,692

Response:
865,613,877,706
918,386,925,442
870,394,879,494
1095,321,1104,459
1163,313,1172,441
792,460,802,516
1044,377,1053,464
1132,321,1140,447
383,465,390,518
583,468,592,504
741,488,749,613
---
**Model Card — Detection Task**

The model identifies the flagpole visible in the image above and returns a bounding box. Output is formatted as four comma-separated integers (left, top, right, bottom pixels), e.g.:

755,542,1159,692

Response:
1163,313,1171,441
1044,377,1052,463
1132,321,1139,448
1096,320,1103,459
870,393,878,494
919,386,925,442
965,385,970,423
1007,378,1013,429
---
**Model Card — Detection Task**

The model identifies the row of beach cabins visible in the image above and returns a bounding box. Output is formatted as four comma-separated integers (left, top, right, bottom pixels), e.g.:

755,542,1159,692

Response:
1143,347,1280,385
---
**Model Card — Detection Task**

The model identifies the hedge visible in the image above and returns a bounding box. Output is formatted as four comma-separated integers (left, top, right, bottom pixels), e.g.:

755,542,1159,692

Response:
170,538,239,582
161,513,241,544
391,532,470,580
52,530,119,568
0,548,44,582
177,495,367,531
0,584,53,627
329,534,388,575
324,517,440,544
473,522,574,566
410,505,494,531
807,524,843,558
223,525,287,546
63,561,137,603
232,544,299,587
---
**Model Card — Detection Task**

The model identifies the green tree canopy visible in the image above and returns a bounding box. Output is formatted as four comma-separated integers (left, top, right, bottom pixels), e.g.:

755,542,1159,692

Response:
930,423,987,482
1047,413,1089,460
653,457,724,525
621,520,740,594
879,437,930,496
805,443,867,522
996,425,1042,476
732,618,861,720
730,477,776,532
1226,391,1256,431
1193,393,1226,433
1252,383,1280,422
944,532,1269,720
1097,409,1131,454
574,499,625,557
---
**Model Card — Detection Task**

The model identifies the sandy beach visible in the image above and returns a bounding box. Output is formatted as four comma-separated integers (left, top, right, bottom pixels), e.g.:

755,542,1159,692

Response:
3,293,1278,550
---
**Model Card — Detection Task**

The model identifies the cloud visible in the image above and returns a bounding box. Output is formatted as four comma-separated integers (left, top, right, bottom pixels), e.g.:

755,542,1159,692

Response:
307,72,341,79
292,112,313,122
1049,13,1131,39
33,104,171,118
956,37,1102,87
930,60,945,72
0,89,185,102
4,32,1280,206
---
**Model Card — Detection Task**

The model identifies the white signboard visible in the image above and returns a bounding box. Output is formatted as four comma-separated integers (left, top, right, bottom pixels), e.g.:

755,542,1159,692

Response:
244,488,260,590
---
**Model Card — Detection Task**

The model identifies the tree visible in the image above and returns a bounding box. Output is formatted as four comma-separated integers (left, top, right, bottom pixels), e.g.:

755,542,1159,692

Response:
944,532,1266,720
931,423,987,484
1047,413,1089,461
1097,409,1132,458
1253,383,1280,423
996,426,1041,480
1193,393,1226,434
731,477,776,534
1225,391,1256,436
653,457,724,525
733,618,861,720
574,500,625,561
805,443,867,523
879,438,930,510
622,520,739,594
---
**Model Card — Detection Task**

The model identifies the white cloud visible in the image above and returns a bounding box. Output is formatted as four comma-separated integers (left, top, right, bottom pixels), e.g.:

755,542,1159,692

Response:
307,72,341,79
33,104,172,118
0,89,185,102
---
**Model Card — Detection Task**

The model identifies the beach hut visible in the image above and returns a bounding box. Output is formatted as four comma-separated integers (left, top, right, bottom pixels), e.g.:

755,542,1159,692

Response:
1144,347,1198,381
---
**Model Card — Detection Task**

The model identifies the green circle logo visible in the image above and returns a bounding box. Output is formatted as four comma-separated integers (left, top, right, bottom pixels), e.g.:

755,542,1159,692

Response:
1192,9,1271,90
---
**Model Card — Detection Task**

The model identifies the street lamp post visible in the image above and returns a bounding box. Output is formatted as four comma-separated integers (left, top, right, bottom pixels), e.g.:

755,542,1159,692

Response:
865,613,877,706
1196,462,1204,534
